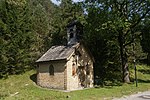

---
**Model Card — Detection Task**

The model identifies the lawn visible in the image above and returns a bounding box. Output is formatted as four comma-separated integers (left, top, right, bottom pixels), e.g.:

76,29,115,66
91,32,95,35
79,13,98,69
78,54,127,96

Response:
0,65,150,100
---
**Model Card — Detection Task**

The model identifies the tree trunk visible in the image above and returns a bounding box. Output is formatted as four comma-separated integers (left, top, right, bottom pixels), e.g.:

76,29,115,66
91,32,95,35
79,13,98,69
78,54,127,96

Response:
118,32,130,83
122,54,130,83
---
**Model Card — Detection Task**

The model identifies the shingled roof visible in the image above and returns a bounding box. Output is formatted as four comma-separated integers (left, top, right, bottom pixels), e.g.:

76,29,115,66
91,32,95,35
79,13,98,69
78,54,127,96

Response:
36,44,79,63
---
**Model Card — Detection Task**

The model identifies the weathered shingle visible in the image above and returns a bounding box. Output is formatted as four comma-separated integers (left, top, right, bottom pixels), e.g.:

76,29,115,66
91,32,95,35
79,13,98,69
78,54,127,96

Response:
36,45,76,63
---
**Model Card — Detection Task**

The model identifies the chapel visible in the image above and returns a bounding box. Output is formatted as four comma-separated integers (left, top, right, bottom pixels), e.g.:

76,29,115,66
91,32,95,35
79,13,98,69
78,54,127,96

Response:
36,20,94,90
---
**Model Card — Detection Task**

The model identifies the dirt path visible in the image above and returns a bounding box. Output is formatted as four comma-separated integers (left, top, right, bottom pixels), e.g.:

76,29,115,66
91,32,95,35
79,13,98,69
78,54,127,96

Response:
112,91,150,100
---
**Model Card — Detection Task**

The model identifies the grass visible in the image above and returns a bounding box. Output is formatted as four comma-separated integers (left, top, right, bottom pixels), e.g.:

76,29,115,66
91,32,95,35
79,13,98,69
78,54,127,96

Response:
0,65,150,100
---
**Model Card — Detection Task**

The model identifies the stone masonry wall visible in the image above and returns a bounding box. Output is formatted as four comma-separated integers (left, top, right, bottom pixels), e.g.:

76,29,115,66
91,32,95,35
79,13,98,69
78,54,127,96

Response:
66,44,94,90
78,44,94,88
37,61,66,90
66,56,79,90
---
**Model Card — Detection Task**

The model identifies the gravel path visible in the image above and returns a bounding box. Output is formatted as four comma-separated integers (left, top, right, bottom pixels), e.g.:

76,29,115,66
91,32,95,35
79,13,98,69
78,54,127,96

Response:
112,91,150,100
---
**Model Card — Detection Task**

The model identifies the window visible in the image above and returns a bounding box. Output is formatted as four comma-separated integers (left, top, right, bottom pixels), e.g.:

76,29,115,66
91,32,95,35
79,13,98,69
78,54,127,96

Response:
49,65,54,75
70,32,73,39
72,63,76,76
86,64,90,75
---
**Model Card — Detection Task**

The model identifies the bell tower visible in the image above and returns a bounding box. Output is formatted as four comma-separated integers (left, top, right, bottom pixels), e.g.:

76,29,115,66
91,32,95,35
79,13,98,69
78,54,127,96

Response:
67,20,83,45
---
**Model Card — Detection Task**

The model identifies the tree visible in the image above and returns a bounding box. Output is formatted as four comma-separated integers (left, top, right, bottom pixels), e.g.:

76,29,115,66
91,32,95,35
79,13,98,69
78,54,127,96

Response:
83,1,121,84
141,18,150,65
50,0,85,45
84,0,150,82
0,0,35,77
0,0,56,78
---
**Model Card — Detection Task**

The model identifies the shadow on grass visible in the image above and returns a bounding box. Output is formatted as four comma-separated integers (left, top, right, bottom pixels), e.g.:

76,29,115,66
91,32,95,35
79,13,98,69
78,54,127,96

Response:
94,79,123,89
138,79,150,83
138,69,150,74
30,74,37,83
94,84,123,89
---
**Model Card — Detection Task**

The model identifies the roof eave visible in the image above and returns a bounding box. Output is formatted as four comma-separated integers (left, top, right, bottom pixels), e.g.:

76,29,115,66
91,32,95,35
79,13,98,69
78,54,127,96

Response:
35,58,67,63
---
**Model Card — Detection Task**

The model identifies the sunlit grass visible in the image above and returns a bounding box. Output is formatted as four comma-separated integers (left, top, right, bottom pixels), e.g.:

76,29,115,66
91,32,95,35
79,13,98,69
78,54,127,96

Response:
0,65,150,100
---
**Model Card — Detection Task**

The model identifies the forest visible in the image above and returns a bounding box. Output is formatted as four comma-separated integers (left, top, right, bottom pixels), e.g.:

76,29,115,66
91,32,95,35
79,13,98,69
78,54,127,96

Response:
0,0,150,84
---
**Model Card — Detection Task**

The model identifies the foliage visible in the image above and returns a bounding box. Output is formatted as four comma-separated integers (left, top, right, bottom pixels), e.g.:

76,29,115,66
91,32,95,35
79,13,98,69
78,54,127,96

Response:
141,18,150,65
50,0,85,46
83,0,150,82
0,0,84,78
0,0,56,78
0,0,35,78
83,1,121,83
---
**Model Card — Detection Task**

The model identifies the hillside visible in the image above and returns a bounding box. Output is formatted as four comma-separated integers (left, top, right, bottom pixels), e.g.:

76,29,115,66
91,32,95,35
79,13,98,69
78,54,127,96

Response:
0,65,150,100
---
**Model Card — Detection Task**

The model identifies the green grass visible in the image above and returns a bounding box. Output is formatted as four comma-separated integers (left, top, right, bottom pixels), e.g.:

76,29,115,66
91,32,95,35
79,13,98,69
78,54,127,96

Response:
0,65,150,100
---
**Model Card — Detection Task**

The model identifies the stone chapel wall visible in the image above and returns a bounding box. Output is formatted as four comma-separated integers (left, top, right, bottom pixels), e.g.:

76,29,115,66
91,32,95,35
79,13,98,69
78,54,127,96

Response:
66,55,79,90
37,61,66,90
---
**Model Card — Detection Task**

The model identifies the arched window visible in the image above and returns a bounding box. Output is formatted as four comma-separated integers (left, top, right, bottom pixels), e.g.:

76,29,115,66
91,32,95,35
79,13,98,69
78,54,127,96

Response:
72,63,76,76
86,64,90,75
49,65,54,75
70,32,73,39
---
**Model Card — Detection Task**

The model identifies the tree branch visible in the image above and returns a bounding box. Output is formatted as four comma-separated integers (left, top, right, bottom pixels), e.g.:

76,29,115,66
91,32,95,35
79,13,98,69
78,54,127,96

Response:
124,8,150,38
124,38,134,47
130,8,150,29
